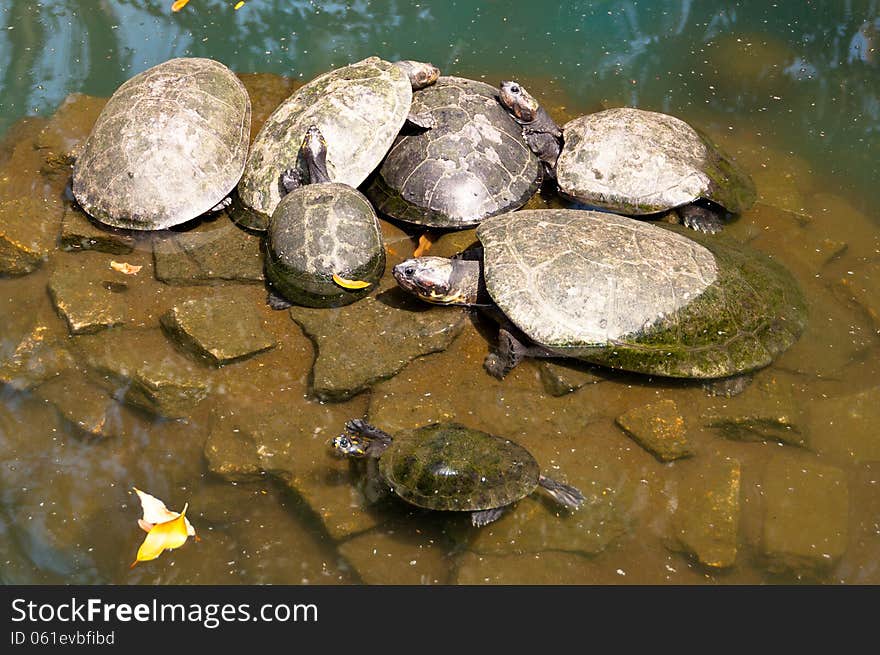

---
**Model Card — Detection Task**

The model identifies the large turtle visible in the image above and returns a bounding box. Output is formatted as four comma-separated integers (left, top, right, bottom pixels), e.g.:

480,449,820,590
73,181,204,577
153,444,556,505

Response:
72,57,251,230
497,82,756,234
366,76,543,229
264,126,385,309
392,209,806,382
237,57,439,230
332,419,584,527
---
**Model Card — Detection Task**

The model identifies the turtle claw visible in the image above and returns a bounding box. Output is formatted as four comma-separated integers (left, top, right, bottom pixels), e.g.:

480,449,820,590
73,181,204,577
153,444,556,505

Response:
679,204,724,234
471,507,505,527
266,290,293,310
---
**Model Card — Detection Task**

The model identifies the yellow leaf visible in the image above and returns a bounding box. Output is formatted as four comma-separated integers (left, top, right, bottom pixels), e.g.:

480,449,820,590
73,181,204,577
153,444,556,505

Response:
133,487,195,536
332,273,372,290
110,260,142,275
131,504,191,567
234,1,245,9
171,0,191,12
413,233,436,257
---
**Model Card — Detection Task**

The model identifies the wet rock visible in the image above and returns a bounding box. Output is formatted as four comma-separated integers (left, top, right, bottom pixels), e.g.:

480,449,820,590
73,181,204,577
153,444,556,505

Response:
60,206,136,254
455,550,588,584
833,261,880,334
615,399,692,461
33,93,106,173
34,369,135,439
153,217,264,286
338,524,452,584
74,328,211,419
161,293,276,366
704,372,807,448
0,196,64,276
204,420,264,482
48,257,130,334
288,278,467,401
537,360,603,397
670,459,741,568
761,455,848,575
807,386,880,464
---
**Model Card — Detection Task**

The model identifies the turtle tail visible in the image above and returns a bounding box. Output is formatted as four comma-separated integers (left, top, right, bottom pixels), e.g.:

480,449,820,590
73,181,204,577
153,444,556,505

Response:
538,475,585,510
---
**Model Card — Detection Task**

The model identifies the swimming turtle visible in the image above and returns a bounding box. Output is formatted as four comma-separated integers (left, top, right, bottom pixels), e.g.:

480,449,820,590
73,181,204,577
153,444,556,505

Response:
72,57,251,230
237,57,439,230
393,209,806,382
264,126,385,309
497,83,756,234
332,419,584,527
366,76,542,229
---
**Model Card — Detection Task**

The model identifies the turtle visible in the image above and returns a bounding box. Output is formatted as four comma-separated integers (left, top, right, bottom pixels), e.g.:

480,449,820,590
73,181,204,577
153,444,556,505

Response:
496,82,756,234
72,57,251,230
392,209,807,384
237,57,439,230
331,419,585,527
365,76,543,229
264,126,385,309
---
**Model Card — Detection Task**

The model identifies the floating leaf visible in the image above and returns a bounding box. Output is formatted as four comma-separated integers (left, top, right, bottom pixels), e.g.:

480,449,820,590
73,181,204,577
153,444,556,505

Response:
171,0,191,12
413,233,436,257
110,260,142,275
133,487,195,536
131,504,191,567
332,273,372,290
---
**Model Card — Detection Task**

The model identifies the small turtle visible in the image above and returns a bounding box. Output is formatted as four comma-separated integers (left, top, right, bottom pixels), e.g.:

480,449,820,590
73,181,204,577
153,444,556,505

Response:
72,57,251,230
366,76,542,229
392,209,806,384
496,82,756,234
237,57,439,230
332,419,584,527
264,126,384,309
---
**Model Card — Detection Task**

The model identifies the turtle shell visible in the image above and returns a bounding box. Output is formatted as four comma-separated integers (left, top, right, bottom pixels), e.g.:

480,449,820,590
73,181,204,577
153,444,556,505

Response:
556,107,756,215
476,209,806,379
264,183,385,308
72,57,251,230
379,423,540,512
366,76,542,229
237,57,412,230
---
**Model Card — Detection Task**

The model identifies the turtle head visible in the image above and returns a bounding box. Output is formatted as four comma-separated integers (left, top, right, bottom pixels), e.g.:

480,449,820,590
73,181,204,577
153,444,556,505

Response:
330,433,369,458
498,81,539,123
297,124,330,184
394,60,441,90
393,257,466,305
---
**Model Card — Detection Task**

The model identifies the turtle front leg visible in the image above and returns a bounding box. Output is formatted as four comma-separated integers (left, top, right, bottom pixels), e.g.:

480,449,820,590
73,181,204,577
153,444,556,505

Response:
471,507,506,527
484,327,558,379
266,289,294,311
209,196,233,213
677,204,724,234
538,475,585,510
345,419,394,457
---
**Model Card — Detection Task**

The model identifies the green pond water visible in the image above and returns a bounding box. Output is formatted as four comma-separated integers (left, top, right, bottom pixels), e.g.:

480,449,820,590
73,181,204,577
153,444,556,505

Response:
1,0,879,584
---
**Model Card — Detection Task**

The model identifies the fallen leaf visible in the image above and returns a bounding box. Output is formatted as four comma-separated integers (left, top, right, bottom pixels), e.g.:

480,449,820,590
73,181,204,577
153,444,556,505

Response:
171,0,191,11
131,503,191,567
133,487,195,536
413,233,436,257
110,261,142,275
234,1,246,9
332,273,372,290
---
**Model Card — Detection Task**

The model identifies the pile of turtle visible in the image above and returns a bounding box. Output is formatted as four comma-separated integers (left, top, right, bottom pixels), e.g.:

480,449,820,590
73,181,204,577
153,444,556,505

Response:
69,55,808,526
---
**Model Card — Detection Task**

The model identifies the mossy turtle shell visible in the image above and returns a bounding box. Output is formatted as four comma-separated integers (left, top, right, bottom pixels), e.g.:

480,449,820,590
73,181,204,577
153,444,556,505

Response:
366,76,542,229
476,209,807,379
379,423,541,512
556,107,756,215
238,57,412,229
72,57,251,230
264,182,385,308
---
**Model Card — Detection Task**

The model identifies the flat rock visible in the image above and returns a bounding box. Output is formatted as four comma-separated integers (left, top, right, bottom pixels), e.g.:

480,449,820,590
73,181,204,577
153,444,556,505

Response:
74,328,211,419
703,372,807,448
338,524,452,584
808,385,880,464
60,205,136,254
0,196,64,275
761,455,848,574
615,399,693,461
33,93,107,166
288,278,467,401
153,217,264,286
161,292,276,366
537,360,603,397
670,459,742,568
48,257,130,334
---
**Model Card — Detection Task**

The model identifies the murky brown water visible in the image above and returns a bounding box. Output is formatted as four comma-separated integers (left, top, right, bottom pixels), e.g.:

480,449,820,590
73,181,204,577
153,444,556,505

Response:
1,67,879,585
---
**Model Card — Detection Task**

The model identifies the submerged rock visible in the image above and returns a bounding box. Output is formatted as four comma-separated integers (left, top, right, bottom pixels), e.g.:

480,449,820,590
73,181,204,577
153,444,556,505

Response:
338,524,452,584
808,385,880,464
152,217,264,286
60,206,136,254
761,455,848,575
669,459,741,568
161,293,276,366
74,328,211,419
48,257,130,335
537,360,603,397
615,399,693,462
0,196,64,276
34,370,135,439
288,279,466,401
455,550,588,584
